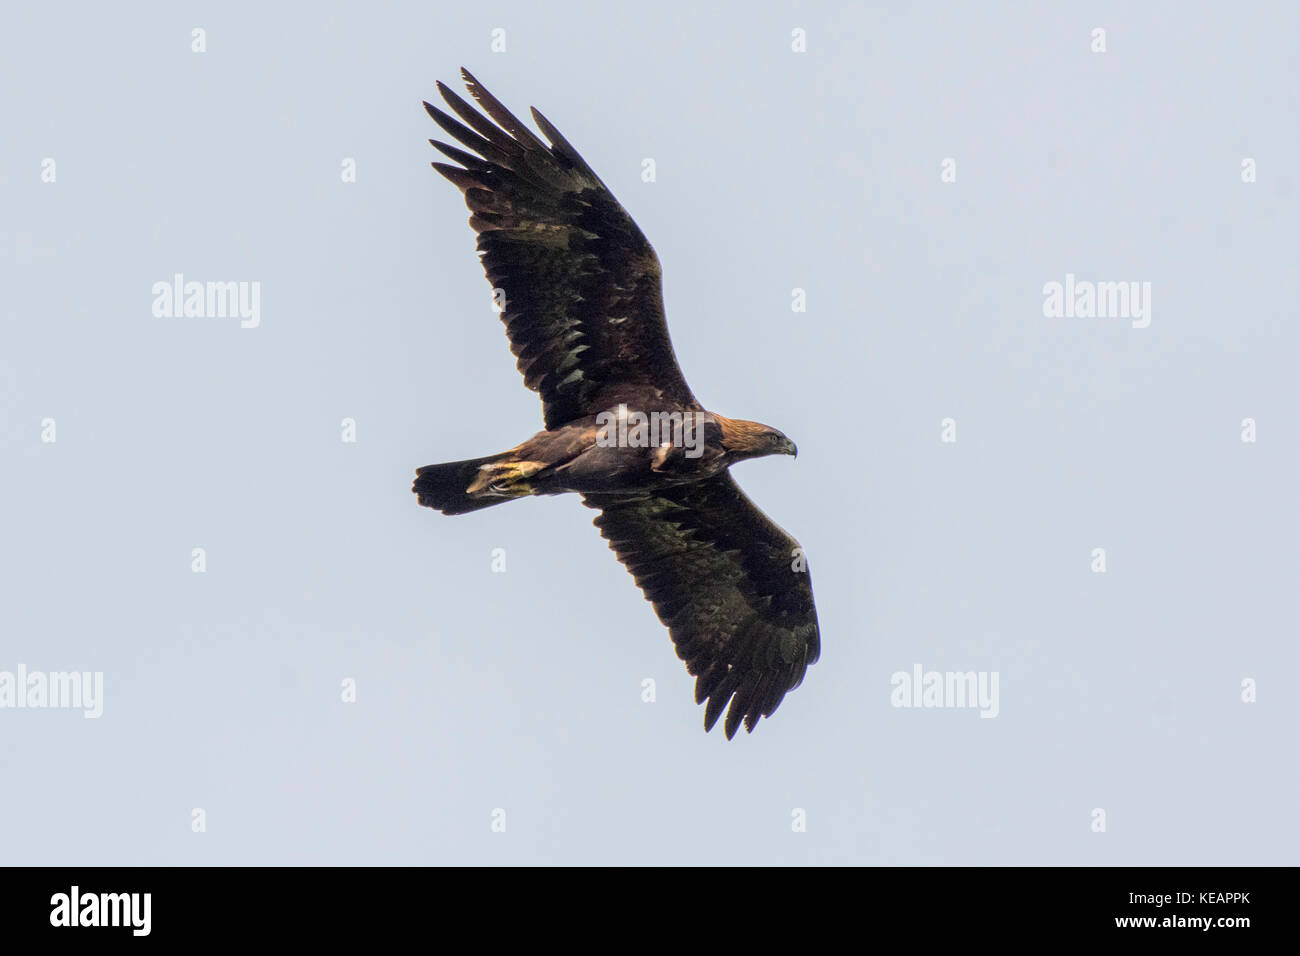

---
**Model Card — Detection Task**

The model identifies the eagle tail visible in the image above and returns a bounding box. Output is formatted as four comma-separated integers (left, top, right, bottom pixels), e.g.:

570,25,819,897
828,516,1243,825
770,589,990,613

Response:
413,452,536,515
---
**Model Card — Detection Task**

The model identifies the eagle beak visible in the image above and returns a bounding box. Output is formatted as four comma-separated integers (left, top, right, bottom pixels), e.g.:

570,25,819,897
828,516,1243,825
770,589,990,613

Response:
785,439,798,458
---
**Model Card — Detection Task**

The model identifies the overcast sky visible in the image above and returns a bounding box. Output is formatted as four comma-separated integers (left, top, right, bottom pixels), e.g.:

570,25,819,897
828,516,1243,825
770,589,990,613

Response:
2,1,1296,864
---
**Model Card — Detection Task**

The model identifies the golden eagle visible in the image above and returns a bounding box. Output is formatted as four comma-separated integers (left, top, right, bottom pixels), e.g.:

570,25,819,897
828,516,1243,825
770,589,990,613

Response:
413,70,820,738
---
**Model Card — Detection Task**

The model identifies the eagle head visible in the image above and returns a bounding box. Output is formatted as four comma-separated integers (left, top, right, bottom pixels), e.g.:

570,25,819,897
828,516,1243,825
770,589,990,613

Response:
716,416,798,461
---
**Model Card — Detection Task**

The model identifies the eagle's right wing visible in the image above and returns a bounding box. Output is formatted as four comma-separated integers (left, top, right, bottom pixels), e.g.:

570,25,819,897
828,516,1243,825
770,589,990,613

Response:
426,69,701,429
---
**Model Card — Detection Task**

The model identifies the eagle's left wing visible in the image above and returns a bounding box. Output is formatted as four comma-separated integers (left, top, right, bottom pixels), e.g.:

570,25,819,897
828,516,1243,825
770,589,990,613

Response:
584,475,820,738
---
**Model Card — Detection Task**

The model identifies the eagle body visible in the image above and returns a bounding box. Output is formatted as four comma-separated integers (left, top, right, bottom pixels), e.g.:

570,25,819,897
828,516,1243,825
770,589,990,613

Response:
413,71,821,738
418,410,793,507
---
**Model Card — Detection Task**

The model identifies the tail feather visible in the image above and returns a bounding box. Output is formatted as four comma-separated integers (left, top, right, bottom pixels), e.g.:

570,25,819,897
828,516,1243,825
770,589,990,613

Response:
413,453,522,515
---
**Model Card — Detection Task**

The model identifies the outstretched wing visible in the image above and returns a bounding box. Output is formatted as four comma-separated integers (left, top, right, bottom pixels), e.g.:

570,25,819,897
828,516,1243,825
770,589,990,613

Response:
584,475,820,738
426,69,700,429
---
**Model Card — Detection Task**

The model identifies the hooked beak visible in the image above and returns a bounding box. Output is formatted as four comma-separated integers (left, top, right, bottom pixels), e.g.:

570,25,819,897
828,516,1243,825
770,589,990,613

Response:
783,438,798,458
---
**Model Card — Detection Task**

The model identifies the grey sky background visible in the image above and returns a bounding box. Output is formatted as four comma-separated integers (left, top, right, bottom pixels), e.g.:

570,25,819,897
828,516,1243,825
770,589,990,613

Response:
2,1,1296,865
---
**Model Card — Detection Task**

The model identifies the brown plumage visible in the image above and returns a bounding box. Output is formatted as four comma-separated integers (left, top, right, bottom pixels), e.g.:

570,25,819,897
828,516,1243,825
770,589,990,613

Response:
413,70,820,738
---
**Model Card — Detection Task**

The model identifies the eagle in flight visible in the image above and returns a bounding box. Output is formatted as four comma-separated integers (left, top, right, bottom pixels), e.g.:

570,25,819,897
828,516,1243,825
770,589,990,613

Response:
413,70,820,738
